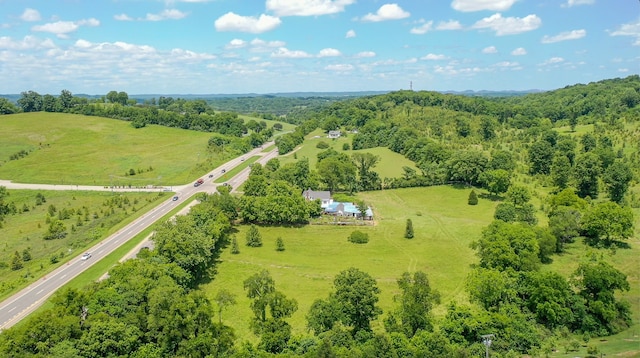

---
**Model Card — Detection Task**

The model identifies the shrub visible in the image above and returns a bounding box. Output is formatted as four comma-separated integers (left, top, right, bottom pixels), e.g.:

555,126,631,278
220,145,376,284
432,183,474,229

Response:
276,237,285,251
349,230,369,244
343,143,350,150
468,190,478,205
245,225,262,247
404,219,414,239
231,237,240,254
316,141,330,149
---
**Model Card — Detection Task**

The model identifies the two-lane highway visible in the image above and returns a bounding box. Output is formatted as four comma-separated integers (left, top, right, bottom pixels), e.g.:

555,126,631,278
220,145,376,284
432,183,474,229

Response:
0,143,277,330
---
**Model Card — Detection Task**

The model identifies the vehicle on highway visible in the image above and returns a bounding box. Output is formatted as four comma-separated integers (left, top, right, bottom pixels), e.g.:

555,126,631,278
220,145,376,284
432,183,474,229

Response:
221,169,226,173
81,253,92,260
241,157,245,161
194,178,204,187
172,196,179,201
208,174,214,178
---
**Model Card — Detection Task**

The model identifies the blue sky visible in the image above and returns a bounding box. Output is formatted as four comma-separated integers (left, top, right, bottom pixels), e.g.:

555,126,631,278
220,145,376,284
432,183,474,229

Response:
1,0,638,94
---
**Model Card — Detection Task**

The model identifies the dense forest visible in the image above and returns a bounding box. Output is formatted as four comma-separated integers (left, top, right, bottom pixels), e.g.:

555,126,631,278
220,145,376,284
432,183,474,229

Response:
0,75,638,357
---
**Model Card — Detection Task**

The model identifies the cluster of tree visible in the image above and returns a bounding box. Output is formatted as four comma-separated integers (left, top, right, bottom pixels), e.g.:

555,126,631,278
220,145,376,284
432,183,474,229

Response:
238,163,322,225
275,118,318,154
0,192,235,357
469,218,631,341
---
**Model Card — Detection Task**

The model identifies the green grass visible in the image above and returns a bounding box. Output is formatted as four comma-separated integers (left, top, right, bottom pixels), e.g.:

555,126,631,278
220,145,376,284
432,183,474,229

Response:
279,129,417,179
237,114,296,133
213,156,260,183
0,189,169,300
0,112,231,186
203,186,497,340
8,194,199,331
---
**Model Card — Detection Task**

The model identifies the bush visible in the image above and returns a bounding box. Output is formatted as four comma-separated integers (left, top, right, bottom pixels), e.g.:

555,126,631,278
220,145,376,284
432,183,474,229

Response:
342,143,350,150
231,237,240,254
245,225,263,247
349,230,369,244
316,141,330,149
404,219,414,239
276,237,285,251
468,190,478,205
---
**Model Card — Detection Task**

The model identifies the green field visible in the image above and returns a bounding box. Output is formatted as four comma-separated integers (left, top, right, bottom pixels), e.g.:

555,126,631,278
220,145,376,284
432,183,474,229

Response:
238,114,296,133
0,189,169,300
203,186,497,340
0,112,227,186
279,129,417,179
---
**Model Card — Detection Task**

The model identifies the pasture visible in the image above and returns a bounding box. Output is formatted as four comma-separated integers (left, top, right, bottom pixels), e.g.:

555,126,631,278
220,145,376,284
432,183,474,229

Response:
0,189,168,300
279,128,418,179
204,186,497,340
0,113,224,186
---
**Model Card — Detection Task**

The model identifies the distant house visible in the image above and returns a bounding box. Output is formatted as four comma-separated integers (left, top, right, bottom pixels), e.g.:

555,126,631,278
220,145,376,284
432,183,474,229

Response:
302,189,333,208
325,202,373,220
328,130,341,139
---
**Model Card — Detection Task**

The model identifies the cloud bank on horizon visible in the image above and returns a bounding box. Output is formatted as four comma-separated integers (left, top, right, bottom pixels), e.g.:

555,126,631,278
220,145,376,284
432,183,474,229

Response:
1,0,638,94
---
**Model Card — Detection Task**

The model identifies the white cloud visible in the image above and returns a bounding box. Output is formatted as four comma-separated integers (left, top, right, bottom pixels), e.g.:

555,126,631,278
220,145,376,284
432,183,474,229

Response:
472,13,541,35
245,38,287,53
482,46,497,54
226,39,247,49
318,48,342,57
145,9,188,21
421,53,448,60
562,0,594,7
436,20,463,30
114,14,133,21
346,29,356,38
355,51,376,58
266,0,356,16
32,18,100,38
609,19,640,46
451,0,517,12
539,57,565,66
541,29,586,43
271,47,313,58
21,8,41,22
360,3,410,22
410,21,433,35
0,35,56,50
511,47,526,55
78,18,100,27
215,12,281,33
494,61,520,68
618,68,629,73
325,64,354,71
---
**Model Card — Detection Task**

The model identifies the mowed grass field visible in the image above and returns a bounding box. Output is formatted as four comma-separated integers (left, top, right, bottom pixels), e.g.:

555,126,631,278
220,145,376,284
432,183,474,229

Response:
0,189,168,300
0,112,219,186
204,186,497,340
279,128,418,179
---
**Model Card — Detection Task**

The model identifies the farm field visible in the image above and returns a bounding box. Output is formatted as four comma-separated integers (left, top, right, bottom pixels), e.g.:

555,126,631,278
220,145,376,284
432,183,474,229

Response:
0,189,168,300
204,186,498,340
237,114,296,133
279,128,418,179
0,112,225,186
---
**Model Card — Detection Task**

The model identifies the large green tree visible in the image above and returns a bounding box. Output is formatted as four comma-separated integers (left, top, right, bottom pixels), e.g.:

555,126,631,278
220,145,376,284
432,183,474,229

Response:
472,220,540,272
581,201,635,246
574,152,601,199
385,271,440,337
603,160,633,203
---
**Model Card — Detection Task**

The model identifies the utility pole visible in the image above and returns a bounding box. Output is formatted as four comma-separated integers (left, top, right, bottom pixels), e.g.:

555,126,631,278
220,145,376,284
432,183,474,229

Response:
482,334,495,358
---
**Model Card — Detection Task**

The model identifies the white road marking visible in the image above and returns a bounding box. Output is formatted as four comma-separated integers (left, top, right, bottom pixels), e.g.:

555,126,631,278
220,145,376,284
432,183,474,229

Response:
8,307,16,312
